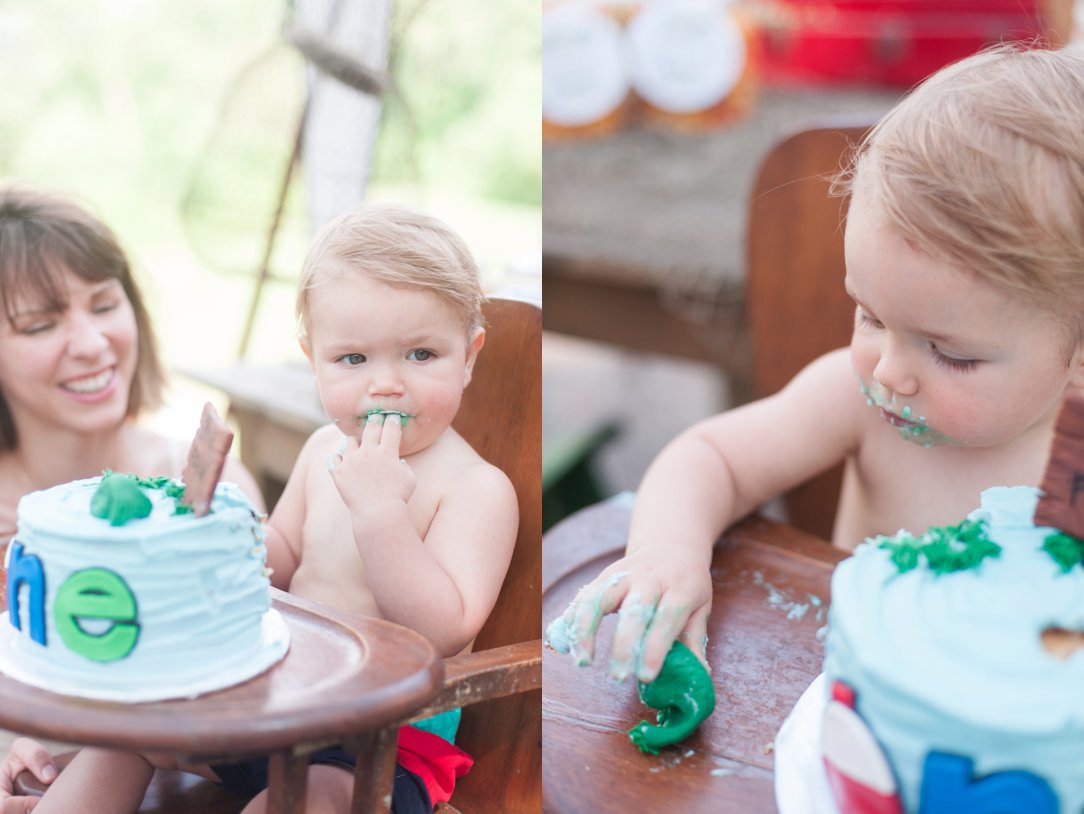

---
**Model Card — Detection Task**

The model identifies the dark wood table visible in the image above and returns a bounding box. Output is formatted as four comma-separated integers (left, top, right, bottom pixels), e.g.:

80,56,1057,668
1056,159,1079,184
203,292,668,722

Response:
542,496,846,813
2,588,443,814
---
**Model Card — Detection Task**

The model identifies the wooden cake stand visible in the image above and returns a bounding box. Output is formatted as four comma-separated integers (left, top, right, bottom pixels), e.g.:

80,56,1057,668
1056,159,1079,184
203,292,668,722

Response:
543,498,845,814
0,587,443,814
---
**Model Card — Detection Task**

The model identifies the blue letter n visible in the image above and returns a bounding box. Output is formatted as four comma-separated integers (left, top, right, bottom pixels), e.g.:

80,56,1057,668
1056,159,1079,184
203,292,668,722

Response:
7,543,46,646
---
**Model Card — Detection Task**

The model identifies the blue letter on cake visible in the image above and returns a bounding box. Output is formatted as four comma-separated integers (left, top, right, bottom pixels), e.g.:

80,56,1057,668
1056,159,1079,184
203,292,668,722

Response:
6,543,46,646
919,753,1056,814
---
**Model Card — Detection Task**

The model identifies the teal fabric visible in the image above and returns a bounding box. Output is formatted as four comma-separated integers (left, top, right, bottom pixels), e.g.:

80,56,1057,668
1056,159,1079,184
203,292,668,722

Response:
411,707,461,744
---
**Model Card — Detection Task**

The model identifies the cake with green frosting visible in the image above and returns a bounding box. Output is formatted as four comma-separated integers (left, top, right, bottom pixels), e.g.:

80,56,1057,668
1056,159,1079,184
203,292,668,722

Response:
0,475,290,702
823,485,1084,812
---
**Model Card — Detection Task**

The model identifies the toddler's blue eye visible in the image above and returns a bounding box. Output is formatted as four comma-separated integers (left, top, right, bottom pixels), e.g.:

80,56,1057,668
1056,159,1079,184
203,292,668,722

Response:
408,349,434,361
340,353,366,366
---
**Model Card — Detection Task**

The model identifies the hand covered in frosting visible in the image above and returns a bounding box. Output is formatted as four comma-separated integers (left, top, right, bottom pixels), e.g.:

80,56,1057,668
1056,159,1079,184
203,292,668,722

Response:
546,545,713,684
0,738,56,813
328,413,417,509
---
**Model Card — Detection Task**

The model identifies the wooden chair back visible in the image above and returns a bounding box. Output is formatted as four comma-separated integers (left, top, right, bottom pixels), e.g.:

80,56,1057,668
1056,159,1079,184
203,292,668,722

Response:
745,119,875,539
445,296,542,812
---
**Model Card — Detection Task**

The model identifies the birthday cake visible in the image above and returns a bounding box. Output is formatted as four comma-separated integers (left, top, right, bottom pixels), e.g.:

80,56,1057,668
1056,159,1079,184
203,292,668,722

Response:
822,485,1084,813
0,474,290,702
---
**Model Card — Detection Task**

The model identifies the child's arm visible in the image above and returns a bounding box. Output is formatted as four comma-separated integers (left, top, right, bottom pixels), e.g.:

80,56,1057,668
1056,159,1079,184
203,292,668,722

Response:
558,348,862,682
262,430,319,591
221,456,267,514
331,418,518,655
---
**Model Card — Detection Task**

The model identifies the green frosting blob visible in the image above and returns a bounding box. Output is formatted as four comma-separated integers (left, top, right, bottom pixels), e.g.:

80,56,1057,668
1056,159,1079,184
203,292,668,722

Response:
1042,531,1084,573
876,517,1000,575
90,472,153,526
628,640,716,755
54,568,140,662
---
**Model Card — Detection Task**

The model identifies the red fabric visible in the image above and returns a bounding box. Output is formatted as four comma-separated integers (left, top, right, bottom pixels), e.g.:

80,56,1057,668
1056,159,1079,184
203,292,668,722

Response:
824,759,904,814
397,725,473,805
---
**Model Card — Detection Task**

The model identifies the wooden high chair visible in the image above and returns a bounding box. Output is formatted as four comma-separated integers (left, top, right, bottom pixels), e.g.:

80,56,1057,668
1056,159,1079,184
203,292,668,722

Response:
412,295,543,813
14,296,542,814
745,118,876,540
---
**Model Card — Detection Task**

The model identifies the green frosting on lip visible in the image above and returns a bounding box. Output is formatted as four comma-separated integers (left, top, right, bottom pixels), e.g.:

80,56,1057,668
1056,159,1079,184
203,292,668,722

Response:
628,640,716,755
362,408,414,427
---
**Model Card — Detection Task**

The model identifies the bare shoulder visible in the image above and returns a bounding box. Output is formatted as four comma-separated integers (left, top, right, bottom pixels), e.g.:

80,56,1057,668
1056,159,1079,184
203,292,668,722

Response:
293,423,343,467
125,426,186,476
423,447,518,564
780,347,861,404
450,457,517,505
0,454,23,540
304,423,343,451
422,436,518,533
773,348,865,440
691,347,863,512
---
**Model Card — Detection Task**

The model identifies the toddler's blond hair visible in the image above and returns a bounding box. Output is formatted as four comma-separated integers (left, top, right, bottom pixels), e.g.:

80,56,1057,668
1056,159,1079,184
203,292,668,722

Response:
839,44,1084,339
297,203,485,336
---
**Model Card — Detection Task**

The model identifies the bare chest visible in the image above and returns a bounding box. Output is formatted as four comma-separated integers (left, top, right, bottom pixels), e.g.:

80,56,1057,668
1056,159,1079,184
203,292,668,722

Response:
290,473,442,614
833,429,1050,548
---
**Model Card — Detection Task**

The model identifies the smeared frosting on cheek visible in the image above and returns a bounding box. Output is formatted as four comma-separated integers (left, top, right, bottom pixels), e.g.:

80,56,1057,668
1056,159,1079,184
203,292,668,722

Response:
856,375,959,448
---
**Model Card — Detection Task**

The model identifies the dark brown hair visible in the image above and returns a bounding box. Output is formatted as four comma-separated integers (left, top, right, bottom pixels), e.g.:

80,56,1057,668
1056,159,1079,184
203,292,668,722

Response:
0,183,165,450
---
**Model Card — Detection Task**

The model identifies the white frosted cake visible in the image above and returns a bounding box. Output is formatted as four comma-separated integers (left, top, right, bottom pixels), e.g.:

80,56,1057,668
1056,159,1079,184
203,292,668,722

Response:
822,486,1084,813
0,474,290,702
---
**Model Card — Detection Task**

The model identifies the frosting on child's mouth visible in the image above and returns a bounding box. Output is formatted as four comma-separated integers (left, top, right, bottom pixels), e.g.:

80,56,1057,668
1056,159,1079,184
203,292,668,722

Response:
857,376,957,448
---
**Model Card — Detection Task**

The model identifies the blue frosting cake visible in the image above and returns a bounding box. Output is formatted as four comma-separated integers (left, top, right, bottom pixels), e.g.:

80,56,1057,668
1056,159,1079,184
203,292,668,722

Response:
824,486,1084,813
0,476,290,702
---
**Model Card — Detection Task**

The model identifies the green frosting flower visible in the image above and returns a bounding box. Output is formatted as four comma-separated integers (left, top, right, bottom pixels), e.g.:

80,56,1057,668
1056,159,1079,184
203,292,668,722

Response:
1042,531,1084,573
90,471,153,526
876,518,1000,575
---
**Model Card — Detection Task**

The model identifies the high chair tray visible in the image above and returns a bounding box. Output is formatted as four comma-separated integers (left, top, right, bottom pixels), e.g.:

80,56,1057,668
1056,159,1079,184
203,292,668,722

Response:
542,496,844,814
0,588,442,761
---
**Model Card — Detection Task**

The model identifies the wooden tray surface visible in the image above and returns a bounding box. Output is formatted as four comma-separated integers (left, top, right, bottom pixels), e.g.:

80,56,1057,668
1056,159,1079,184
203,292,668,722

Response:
542,500,845,813
0,588,442,760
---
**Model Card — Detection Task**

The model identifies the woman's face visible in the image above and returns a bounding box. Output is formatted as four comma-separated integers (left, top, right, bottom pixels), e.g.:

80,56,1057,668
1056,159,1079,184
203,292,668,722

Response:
0,268,138,440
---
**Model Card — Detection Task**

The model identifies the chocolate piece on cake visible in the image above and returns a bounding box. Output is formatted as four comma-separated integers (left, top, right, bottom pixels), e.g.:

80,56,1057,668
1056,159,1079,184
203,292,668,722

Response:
1034,391,1084,539
180,403,235,517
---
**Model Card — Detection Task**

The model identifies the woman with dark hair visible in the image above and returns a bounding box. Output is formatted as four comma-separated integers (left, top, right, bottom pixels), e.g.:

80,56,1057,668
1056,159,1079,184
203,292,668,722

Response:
0,183,264,812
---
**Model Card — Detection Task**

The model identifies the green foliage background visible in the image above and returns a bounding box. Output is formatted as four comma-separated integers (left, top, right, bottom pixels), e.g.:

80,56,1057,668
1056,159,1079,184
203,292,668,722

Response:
0,0,540,386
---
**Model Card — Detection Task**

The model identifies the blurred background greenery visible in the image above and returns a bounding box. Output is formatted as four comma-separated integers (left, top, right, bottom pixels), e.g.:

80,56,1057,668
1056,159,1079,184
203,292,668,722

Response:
0,0,540,435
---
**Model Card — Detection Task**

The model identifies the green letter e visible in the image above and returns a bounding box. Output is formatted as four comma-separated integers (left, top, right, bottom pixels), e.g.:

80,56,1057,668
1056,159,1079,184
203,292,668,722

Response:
54,569,140,662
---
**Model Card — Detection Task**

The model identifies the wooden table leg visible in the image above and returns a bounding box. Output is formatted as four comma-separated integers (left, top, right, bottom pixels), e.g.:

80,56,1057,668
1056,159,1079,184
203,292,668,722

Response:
347,726,399,814
267,749,310,814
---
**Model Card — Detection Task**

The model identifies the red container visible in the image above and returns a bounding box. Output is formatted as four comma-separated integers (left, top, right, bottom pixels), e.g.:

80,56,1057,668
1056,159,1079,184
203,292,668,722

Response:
755,0,1049,87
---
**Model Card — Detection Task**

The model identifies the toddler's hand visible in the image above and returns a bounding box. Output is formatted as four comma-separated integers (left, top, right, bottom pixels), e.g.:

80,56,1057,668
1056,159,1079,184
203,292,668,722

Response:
329,414,416,508
546,546,712,684
0,737,56,813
